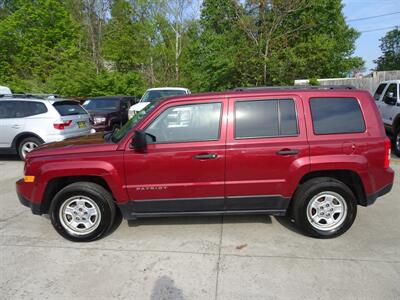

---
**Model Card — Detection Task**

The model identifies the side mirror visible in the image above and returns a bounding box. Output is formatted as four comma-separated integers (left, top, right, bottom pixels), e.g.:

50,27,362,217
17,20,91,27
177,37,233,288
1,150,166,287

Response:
131,130,156,152
131,130,147,152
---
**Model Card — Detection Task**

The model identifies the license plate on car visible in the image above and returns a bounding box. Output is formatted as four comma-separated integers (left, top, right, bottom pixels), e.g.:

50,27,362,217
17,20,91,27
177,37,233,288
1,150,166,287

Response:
78,121,86,128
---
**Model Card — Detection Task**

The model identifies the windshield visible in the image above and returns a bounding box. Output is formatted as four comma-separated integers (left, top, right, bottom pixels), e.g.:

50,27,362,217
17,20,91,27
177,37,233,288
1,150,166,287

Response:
83,98,120,110
141,90,187,103
111,102,157,143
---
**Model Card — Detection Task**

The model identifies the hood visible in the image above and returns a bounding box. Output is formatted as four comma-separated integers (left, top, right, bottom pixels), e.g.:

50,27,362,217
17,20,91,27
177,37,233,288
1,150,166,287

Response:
27,133,118,158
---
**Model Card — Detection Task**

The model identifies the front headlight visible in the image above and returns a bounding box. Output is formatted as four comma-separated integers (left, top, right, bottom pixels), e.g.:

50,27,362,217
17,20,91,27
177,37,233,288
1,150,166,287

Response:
94,116,106,125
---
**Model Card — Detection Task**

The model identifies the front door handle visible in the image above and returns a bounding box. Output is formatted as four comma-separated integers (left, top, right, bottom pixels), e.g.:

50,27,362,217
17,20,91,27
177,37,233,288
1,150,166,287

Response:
276,149,300,156
193,153,218,160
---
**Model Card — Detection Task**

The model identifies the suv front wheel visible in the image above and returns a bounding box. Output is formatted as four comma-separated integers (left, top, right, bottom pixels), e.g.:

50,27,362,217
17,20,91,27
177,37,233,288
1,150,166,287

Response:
292,177,357,238
50,182,117,242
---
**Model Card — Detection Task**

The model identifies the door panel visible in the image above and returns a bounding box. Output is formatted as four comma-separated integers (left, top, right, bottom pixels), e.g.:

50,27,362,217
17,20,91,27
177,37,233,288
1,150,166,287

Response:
225,96,309,210
124,99,228,213
0,101,25,148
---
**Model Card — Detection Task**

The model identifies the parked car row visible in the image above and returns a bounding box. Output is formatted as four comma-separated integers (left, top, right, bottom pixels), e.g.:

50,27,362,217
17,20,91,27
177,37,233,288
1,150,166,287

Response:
0,87,191,159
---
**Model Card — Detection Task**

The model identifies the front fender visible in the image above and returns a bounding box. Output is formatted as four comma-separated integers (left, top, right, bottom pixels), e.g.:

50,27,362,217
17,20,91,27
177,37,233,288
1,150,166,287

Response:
31,158,129,204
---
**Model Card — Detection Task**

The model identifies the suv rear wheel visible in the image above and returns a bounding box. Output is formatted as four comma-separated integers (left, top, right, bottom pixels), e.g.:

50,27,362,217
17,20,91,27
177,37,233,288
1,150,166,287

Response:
18,137,42,160
292,177,357,238
50,182,116,242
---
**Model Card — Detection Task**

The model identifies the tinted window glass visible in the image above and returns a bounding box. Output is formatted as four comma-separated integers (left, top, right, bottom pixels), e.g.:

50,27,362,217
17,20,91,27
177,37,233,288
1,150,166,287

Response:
374,83,387,101
235,99,298,138
142,90,187,103
0,101,17,118
235,100,278,138
310,98,365,135
279,99,298,136
53,101,87,116
0,101,47,118
82,98,120,110
146,102,222,143
21,101,48,117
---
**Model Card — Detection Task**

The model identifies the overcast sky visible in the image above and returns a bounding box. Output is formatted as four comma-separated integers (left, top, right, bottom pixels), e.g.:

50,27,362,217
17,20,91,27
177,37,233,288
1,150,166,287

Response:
342,0,399,72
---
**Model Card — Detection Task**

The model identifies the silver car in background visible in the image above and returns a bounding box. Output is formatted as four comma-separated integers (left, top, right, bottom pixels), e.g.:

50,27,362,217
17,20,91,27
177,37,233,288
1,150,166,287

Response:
0,96,92,159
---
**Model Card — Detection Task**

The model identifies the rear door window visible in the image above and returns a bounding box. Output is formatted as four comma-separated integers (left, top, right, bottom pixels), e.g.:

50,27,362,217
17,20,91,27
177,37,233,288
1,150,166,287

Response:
21,101,48,117
374,83,387,101
310,98,365,135
53,101,87,116
234,99,298,139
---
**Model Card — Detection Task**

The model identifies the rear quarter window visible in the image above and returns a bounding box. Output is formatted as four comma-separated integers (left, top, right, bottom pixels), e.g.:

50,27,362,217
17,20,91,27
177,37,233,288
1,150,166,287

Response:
310,97,365,135
53,101,87,116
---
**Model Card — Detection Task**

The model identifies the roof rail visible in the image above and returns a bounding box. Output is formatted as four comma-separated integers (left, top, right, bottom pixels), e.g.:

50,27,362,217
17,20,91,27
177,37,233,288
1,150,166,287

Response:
0,93,60,99
233,85,356,91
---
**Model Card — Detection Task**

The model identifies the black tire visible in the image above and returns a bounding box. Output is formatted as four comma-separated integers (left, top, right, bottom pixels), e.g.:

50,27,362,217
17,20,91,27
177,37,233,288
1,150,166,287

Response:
49,182,116,242
18,137,42,160
393,126,400,158
291,177,357,239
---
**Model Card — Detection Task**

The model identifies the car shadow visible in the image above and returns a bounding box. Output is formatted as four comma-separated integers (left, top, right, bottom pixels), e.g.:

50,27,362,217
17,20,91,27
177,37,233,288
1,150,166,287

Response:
127,214,272,227
274,215,304,235
0,154,20,161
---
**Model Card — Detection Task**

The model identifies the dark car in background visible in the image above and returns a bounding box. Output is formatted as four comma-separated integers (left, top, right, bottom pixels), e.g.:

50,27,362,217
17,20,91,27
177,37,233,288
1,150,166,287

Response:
82,96,137,132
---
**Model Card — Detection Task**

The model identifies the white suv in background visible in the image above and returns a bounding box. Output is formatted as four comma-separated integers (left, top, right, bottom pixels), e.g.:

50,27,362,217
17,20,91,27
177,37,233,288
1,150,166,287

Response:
128,87,190,119
373,79,400,157
0,96,92,159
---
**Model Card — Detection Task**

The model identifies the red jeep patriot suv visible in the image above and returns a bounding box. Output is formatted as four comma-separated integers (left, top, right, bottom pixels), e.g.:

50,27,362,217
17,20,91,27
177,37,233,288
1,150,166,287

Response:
17,87,395,242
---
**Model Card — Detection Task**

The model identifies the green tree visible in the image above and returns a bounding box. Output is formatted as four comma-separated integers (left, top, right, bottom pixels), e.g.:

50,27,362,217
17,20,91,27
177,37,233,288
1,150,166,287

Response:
374,28,400,71
0,0,82,92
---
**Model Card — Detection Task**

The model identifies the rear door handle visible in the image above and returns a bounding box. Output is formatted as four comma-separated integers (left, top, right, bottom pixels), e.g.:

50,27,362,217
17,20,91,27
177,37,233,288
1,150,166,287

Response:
193,153,218,160
276,149,299,156
12,125,21,129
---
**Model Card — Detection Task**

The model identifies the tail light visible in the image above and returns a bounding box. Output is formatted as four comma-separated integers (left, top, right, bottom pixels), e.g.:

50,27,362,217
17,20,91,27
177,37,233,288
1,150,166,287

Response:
53,120,72,130
384,138,391,169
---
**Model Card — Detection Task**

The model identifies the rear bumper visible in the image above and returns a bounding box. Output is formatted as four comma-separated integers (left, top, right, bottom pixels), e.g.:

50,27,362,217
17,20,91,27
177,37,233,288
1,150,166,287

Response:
16,179,42,215
362,182,394,206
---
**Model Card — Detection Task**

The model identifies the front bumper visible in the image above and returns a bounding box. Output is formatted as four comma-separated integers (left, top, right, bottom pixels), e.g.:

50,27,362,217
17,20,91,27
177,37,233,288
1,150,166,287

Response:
16,179,42,215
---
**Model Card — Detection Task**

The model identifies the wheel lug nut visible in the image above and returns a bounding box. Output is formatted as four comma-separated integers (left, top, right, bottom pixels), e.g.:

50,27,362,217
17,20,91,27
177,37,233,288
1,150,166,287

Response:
320,212,324,215
330,208,333,212
326,204,329,207
76,217,80,220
